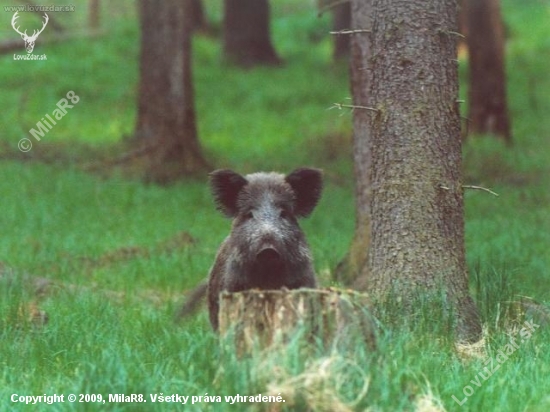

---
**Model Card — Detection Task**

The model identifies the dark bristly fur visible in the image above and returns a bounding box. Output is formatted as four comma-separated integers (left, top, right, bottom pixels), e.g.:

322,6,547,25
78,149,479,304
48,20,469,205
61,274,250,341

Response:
207,168,323,330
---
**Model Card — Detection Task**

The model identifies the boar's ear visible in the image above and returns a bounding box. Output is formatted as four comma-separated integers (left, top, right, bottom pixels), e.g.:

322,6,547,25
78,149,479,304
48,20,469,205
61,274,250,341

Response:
285,168,323,217
209,169,248,217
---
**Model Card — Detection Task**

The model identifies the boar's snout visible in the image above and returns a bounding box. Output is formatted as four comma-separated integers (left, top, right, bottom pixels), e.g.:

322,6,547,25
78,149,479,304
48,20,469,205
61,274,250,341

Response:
252,243,286,289
256,245,282,263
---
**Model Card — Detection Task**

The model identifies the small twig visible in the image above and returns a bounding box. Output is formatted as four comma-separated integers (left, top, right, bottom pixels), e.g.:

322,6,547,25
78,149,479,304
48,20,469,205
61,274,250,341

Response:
442,30,466,38
330,102,379,112
463,185,500,197
330,29,371,35
439,184,499,197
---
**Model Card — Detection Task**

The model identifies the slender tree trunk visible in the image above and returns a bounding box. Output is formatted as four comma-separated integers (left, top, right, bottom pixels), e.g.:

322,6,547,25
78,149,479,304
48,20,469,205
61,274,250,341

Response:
332,1,351,60
223,0,281,67
135,0,208,183
350,0,482,342
465,0,511,143
333,0,372,288
189,0,206,32
89,0,100,30
457,0,467,57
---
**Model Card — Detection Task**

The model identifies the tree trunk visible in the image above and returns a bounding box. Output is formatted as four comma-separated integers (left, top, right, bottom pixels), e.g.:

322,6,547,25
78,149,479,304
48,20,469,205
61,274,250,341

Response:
457,0,467,57
333,0,372,287
465,0,511,143
88,0,100,30
350,0,482,343
223,0,281,67
332,1,351,60
135,0,208,183
189,0,206,33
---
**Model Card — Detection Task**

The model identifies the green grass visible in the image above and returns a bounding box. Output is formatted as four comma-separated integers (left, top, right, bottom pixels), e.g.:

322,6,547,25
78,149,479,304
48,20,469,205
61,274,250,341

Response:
1,0,549,410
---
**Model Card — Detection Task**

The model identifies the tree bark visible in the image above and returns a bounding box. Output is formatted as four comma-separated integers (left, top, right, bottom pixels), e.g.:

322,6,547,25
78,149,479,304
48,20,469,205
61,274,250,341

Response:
465,0,511,143
223,0,281,67
349,0,482,343
135,0,208,183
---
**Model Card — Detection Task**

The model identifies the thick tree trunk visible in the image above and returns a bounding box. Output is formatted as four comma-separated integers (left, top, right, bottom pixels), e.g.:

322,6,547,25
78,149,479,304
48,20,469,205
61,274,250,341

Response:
350,0,482,342
135,0,208,183
223,0,281,67
332,2,351,60
465,0,511,143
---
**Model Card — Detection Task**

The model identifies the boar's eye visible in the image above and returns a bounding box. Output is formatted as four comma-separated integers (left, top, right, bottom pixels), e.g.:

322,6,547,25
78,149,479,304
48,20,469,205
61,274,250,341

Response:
245,211,254,220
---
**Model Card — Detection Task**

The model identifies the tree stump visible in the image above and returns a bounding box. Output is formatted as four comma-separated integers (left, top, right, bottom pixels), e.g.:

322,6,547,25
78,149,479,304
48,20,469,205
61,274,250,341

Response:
218,288,376,355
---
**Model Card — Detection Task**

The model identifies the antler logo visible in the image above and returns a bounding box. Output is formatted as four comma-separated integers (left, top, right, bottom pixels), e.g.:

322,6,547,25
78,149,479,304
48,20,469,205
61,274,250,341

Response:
11,11,49,54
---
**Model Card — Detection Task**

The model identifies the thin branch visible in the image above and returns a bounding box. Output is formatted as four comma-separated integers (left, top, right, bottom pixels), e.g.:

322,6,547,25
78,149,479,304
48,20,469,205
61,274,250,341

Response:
441,30,466,38
330,29,371,36
439,184,500,197
462,185,500,197
330,102,379,112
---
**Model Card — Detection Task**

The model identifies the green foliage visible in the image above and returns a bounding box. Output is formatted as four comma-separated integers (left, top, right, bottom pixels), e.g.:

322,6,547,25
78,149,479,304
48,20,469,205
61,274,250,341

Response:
0,0,549,410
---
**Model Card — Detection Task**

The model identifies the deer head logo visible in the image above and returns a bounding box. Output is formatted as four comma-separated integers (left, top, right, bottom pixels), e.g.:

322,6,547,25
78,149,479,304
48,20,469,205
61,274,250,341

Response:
11,11,49,54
